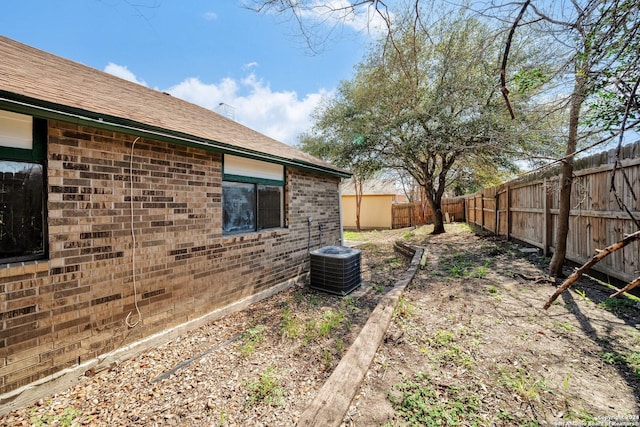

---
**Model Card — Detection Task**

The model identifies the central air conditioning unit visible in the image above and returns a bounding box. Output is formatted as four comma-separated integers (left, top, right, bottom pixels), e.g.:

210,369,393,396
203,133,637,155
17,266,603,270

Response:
309,246,361,295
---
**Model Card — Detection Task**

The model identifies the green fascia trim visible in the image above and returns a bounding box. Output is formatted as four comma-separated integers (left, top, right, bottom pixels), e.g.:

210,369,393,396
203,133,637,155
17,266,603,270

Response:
223,174,284,186
0,92,351,179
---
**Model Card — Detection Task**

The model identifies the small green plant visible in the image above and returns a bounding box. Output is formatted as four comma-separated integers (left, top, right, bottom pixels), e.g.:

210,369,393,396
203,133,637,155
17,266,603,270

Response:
217,409,229,426
485,285,503,301
432,329,454,347
342,231,361,241
240,325,266,356
471,261,490,278
387,372,480,426
281,307,300,339
374,283,385,293
341,295,357,312
574,288,589,301
401,231,415,239
563,371,572,393
598,297,637,315
500,368,547,402
553,321,575,332
395,296,415,319
318,309,345,336
245,366,286,407
323,348,333,368
30,406,83,427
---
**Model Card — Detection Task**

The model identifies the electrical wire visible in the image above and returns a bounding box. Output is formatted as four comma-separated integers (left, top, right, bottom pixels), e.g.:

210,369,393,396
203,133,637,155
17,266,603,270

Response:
125,137,142,328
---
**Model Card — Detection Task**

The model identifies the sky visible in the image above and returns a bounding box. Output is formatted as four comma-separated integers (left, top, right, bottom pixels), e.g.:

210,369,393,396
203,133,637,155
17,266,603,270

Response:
0,1,385,145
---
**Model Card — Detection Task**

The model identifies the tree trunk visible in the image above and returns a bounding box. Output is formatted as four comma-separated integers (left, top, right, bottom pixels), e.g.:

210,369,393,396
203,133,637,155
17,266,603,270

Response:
427,195,445,234
354,179,363,232
548,68,587,277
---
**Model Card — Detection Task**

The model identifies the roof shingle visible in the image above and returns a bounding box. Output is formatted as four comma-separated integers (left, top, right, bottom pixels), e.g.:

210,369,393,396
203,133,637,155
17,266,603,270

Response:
0,36,347,176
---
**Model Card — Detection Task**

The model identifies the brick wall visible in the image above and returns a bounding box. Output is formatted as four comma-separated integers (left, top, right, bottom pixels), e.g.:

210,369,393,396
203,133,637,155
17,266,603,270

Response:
0,121,342,395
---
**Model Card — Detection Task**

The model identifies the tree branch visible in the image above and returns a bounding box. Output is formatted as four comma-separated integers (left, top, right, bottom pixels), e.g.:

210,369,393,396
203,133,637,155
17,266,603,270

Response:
500,0,531,119
543,230,640,309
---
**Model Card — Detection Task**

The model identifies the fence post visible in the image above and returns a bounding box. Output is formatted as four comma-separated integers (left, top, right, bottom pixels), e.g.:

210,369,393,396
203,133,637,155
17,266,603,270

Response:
479,193,484,230
506,186,511,241
543,178,551,256
494,192,499,236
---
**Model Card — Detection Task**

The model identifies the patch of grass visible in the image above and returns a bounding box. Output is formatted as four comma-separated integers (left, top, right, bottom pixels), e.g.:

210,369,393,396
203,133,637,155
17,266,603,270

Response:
387,372,480,426
385,256,405,268
245,366,286,408
280,307,300,339
342,231,361,241
323,348,333,368
598,297,637,316
553,321,575,332
600,351,640,377
395,296,415,320
240,325,266,356
318,309,345,337
431,329,454,347
341,295,357,312
486,285,502,301
500,368,547,403
471,261,490,278
30,406,83,427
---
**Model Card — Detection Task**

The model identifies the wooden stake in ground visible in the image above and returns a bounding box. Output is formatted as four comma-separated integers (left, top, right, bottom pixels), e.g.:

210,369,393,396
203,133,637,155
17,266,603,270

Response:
543,230,640,310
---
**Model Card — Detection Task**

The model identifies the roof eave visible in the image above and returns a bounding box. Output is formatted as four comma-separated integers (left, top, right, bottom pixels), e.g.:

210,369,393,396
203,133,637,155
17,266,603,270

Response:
0,91,352,179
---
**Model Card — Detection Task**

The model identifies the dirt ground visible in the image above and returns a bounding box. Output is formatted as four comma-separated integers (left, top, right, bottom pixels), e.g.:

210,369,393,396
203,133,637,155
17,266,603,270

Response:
2,224,639,426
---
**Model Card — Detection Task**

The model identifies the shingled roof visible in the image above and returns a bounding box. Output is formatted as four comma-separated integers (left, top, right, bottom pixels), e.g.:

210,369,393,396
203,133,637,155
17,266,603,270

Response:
0,36,349,177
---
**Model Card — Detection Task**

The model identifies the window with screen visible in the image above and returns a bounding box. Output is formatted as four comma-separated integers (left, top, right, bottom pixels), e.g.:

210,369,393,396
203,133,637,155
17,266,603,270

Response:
222,155,284,235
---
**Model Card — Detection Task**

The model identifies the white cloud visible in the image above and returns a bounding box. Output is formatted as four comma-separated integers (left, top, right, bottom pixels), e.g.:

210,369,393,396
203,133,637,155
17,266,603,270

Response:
242,62,259,71
104,62,148,87
204,11,218,21
167,73,330,145
300,0,390,36
101,64,328,146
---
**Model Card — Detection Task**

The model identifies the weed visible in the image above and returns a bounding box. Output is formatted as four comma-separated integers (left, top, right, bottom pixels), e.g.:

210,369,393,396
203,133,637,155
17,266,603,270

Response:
500,368,547,402
302,319,318,345
318,309,345,337
574,288,589,301
30,405,83,427
486,285,502,301
601,351,640,377
374,283,385,293
563,372,571,393
471,261,490,278
598,297,637,316
245,366,286,408
281,307,300,339
395,296,415,319
335,337,344,353
402,231,415,238
323,348,333,368
240,325,266,356
387,372,480,426
432,329,454,347
217,409,229,426
342,231,361,241
553,321,575,332
341,295,357,312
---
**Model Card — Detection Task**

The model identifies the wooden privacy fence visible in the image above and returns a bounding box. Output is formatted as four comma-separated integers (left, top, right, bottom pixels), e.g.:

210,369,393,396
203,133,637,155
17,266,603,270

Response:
392,197,465,229
465,141,640,283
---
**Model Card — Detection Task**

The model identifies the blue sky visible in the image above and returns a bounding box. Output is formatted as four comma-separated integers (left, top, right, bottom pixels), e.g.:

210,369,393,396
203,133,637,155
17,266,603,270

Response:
0,1,384,145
